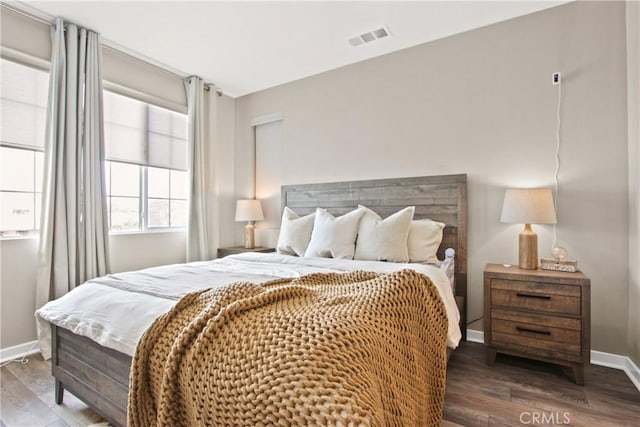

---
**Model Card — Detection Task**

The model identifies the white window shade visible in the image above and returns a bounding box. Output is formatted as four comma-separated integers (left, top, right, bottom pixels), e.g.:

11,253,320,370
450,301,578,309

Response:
104,91,187,171
0,59,48,150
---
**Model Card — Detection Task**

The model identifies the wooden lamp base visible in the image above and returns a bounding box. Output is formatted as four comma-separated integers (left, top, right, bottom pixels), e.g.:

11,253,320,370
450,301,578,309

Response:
518,224,538,270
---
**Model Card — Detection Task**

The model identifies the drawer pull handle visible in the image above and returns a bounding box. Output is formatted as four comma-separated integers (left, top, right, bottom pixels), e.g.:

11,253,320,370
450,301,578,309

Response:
516,326,551,336
516,292,551,300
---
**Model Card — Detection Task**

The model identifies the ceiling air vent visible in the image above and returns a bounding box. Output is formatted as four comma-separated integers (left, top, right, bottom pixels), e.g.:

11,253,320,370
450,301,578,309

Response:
348,26,390,47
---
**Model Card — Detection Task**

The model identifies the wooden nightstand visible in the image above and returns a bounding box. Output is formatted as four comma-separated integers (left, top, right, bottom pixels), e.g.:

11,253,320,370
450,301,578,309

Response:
484,263,590,385
217,246,275,258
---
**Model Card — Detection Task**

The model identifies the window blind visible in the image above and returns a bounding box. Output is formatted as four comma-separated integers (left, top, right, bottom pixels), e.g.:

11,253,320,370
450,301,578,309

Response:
104,91,187,171
0,58,48,150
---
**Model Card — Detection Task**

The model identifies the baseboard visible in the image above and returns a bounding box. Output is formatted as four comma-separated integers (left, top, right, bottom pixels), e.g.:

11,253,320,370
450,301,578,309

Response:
0,340,39,364
590,350,640,391
466,329,640,392
625,357,640,391
466,328,485,344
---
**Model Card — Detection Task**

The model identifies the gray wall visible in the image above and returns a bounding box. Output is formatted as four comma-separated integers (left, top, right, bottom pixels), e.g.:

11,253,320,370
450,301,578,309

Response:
211,94,238,249
627,0,640,367
234,1,632,355
0,238,39,348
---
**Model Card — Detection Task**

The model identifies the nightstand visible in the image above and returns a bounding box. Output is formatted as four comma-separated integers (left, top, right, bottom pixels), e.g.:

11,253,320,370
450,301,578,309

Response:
484,263,590,385
217,246,275,258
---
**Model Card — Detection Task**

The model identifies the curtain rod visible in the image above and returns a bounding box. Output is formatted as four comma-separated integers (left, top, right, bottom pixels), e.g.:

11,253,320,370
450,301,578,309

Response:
3,2,222,95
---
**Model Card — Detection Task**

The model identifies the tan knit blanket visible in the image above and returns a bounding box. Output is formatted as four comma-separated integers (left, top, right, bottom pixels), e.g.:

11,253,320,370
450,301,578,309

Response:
128,269,449,427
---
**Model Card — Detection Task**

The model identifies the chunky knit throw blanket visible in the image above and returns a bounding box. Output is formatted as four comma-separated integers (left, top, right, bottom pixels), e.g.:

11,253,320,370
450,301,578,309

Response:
128,269,449,427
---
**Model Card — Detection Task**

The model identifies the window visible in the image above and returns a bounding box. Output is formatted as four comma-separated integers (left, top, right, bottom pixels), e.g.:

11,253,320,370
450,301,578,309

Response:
0,59,48,238
0,64,188,236
147,167,188,228
103,91,188,232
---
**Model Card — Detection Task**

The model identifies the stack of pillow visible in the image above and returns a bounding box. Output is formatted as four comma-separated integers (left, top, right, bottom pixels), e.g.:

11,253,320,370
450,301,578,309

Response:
276,205,445,263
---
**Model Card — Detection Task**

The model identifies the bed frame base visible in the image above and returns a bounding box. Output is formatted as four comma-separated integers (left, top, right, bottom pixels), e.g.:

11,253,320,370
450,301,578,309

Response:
52,325,131,427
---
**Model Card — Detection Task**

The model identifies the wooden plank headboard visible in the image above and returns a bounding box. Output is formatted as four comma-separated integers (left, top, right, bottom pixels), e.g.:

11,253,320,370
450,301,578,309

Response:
281,174,467,335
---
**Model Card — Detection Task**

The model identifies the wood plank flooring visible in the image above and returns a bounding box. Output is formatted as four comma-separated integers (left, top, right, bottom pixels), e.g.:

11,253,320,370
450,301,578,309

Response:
1,342,639,426
1,356,103,427
444,342,640,426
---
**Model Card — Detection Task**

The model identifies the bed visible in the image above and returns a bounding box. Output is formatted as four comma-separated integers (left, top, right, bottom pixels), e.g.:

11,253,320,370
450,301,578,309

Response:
38,174,467,426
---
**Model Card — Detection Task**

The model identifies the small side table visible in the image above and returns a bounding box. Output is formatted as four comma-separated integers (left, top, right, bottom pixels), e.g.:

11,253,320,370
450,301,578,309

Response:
484,263,590,385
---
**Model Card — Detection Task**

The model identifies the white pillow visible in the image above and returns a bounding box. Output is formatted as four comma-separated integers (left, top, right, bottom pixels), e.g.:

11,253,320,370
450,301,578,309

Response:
304,207,365,259
276,207,315,256
408,219,446,263
354,206,415,262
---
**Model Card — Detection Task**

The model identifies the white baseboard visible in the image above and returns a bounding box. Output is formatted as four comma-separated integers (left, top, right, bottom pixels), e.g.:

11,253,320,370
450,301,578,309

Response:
466,329,640,392
590,349,640,392
0,340,39,364
467,329,485,344
625,358,640,391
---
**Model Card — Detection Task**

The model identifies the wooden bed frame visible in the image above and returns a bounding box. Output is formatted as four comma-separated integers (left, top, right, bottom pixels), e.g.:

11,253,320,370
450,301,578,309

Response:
51,174,467,427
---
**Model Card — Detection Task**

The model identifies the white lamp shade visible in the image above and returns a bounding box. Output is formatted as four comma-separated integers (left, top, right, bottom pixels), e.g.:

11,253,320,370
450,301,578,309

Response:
500,188,557,225
235,199,264,222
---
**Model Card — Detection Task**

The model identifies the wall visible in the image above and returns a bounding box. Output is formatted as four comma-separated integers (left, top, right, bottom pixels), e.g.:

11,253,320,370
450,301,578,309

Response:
627,0,640,366
108,232,186,273
255,120,284,247
234,1,630,355
211,93,237,249
0,238,39,348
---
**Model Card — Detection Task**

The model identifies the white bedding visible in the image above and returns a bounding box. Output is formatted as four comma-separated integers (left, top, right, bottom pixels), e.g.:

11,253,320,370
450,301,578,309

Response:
36,252,461,359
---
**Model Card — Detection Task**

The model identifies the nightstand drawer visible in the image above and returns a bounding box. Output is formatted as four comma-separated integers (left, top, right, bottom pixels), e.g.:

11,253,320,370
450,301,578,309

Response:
491,279,580,315
491,316,581,361
491,312,581,347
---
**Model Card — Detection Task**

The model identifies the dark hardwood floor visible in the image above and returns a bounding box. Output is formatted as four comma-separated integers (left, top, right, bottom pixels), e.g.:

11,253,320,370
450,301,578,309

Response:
1,342,639,426
444,342,640,426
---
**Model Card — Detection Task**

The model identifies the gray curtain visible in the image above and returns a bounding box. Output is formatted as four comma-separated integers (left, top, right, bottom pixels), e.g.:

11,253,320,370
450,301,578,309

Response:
36,18,110,309
185,76,210,261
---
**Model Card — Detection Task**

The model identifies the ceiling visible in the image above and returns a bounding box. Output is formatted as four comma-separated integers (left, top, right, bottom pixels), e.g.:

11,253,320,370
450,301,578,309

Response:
24,1,568,98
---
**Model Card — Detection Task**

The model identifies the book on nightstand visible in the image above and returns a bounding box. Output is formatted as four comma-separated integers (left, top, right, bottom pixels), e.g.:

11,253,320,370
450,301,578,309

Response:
540,258,578,272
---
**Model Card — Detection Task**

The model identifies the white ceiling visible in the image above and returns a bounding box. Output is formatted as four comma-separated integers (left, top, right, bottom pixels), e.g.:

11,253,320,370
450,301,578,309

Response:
24,1,567,98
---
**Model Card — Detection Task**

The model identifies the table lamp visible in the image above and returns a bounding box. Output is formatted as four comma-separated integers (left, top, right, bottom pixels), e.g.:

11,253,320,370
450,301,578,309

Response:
235,199,264,249
500,188,557,269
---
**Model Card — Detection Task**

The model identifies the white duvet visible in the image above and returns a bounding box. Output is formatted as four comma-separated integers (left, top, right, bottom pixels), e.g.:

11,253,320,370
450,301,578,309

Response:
36,252,461,359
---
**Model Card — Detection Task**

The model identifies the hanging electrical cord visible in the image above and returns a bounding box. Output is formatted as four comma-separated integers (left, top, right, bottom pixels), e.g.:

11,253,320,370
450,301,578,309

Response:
552,75,562,252
466,315,483,326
